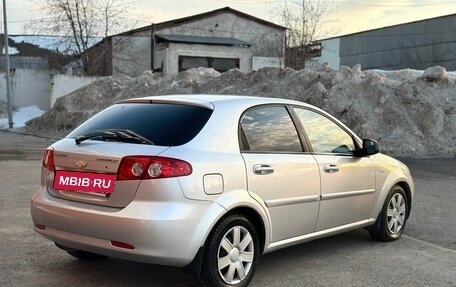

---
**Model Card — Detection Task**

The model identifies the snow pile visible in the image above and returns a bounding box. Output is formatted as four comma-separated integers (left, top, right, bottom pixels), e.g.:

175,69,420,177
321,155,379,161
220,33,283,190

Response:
25,66,456,157
0,106,45,129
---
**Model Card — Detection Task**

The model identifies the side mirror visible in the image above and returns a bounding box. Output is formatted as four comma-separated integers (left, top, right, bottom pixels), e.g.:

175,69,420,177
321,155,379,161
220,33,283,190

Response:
355,139,379,156
363,139,379,156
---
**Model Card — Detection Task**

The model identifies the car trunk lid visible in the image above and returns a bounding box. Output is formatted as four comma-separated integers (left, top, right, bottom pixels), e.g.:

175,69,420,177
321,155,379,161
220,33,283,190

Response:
44,139,169,208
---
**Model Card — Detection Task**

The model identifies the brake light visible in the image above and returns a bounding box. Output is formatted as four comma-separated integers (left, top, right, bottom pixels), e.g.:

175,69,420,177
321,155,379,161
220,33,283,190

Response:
117,156,192,180
42,147,55,171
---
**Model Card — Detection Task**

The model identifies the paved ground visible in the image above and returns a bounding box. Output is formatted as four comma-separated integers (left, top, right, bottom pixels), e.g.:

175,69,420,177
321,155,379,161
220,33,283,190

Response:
0,130,455,286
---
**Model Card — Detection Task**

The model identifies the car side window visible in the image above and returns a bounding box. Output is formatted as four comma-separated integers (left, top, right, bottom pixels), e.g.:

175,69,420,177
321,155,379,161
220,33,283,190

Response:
293,108,355,154
240,106,302,152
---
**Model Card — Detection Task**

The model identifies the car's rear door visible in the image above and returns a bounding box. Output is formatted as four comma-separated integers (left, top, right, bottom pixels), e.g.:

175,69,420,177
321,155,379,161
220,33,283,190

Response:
240,105,320,242
292,107,376,231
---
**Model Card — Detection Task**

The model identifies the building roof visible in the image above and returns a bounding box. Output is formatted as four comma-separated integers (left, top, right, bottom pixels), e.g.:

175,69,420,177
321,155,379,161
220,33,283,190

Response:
0,34,79,70
120,6,286,36
7,35,101,55
155,34,251,47
318,13,456,41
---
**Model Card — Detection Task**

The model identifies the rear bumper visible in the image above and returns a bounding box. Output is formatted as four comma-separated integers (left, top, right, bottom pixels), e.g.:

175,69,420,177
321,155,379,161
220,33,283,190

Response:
31,185,224,266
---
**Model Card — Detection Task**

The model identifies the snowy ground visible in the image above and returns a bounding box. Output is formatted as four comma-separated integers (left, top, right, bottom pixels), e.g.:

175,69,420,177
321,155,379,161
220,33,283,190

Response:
0,106,45,129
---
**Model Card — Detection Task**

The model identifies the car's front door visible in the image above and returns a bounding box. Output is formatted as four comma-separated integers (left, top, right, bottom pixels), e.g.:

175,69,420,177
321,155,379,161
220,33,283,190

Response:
293,107,376,231
240,105,320,242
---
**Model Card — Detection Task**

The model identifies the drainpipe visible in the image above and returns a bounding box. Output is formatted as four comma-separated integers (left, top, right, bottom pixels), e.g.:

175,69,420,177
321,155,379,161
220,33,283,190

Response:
165,47,170,75
151,23,154,71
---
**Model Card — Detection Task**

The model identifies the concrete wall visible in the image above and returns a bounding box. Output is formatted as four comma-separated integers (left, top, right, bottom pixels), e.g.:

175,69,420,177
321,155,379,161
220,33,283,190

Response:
252,57,284,71
0,69,49,111
0,69,98,111
112,36,151,77
154,44,168,72
50,74,97,107
0,56,48,71
312,38,340,69
156,12,285,58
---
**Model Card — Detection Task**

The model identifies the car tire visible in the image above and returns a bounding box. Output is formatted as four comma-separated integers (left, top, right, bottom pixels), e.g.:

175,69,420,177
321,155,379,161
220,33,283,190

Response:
369,185,408,242
65,249,107,261
200,214,259,287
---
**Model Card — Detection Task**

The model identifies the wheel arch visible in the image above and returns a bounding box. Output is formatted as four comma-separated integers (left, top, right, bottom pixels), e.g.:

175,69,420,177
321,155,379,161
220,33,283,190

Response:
371,166,414,218
212,206,266,254
184,191,269,277
395,181,412,218
371,177,413,221
196,206,264,286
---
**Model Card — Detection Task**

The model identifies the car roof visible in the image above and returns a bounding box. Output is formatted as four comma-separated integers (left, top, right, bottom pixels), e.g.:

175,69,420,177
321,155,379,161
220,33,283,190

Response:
117,94,310,109
116,94,362,150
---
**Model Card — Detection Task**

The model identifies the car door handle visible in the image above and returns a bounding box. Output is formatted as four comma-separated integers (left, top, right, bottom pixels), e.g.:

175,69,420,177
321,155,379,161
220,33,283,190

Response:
253,164,274,175
323,164,339,173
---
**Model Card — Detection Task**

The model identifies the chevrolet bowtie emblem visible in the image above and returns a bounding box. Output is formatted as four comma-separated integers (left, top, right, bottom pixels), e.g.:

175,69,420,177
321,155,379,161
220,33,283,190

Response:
75,161,88,168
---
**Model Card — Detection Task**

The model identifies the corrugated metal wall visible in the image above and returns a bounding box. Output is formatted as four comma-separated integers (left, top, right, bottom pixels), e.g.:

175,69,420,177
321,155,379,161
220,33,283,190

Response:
340,14,456,70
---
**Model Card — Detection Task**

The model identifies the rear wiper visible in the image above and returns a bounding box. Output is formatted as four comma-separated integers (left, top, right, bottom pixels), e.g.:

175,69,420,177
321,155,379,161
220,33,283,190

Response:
74,129,154,145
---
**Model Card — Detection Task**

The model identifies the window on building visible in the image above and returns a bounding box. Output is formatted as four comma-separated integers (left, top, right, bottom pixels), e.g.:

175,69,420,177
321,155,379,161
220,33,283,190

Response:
179,56,239,72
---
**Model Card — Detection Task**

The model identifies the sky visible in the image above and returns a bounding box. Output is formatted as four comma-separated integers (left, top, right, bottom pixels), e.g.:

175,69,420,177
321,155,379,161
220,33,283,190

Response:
2,0,456,38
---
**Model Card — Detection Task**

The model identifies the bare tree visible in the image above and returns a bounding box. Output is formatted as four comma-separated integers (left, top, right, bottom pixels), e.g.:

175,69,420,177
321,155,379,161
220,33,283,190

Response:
26,0,138,74
272,0,334,70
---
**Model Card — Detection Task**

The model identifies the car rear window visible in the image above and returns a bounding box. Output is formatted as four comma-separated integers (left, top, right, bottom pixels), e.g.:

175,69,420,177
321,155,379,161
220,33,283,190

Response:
68,103,213,146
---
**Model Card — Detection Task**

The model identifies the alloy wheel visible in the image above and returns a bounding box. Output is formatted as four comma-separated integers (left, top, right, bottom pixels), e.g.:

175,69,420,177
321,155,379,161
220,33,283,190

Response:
386,192,406,235
217,226,254,285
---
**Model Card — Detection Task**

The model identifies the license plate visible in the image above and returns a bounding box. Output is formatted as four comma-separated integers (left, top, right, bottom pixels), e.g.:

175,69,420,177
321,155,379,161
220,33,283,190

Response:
54,170,117,194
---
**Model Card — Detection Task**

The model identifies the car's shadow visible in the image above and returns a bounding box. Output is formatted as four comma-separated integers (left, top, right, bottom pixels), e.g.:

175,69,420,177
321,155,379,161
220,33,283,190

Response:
50,229,379,286
57,256,200,286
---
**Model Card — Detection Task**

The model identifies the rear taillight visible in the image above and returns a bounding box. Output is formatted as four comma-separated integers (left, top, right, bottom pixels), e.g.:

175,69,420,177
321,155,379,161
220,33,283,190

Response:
42,147,55,171
117,156,192,180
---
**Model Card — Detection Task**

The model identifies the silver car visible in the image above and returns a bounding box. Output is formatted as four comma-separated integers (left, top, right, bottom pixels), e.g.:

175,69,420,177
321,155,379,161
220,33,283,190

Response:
31,95,414,286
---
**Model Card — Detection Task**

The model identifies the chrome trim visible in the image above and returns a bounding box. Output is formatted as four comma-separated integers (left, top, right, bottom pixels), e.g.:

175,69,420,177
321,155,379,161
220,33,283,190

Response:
323,163,339,173
253,164,274,175
321,189,376,200
265,195,320,207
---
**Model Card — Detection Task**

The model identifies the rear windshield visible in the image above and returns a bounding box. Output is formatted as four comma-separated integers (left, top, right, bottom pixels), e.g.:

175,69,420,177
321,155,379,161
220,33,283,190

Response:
68,103,213,146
